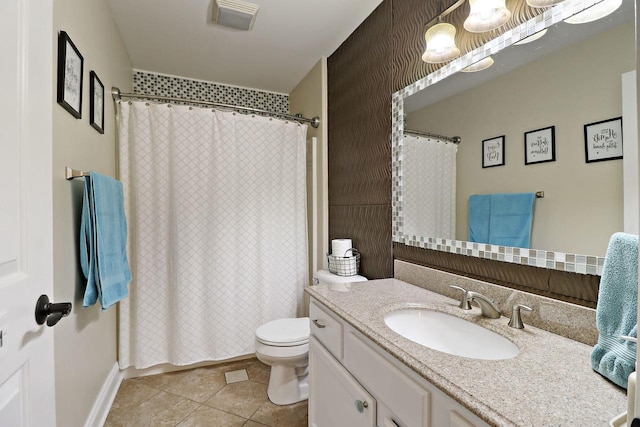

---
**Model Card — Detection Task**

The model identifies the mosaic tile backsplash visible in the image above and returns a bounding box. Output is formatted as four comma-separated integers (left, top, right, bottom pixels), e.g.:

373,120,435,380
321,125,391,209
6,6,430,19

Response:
133,71,289,114
392,0,606,276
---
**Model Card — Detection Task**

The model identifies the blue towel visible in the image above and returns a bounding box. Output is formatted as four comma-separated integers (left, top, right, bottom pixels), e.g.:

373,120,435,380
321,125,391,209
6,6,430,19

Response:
469,195,491,244
468,193,536,248
591,232,638,389
80,172,132,310
488,193,536,248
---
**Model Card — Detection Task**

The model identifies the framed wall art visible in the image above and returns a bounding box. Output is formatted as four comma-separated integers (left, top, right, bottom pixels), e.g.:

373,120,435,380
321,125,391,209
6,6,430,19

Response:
90,71,105,134
524,126,555,165
482,135,505,168
584,117,623,163
56,31,84,118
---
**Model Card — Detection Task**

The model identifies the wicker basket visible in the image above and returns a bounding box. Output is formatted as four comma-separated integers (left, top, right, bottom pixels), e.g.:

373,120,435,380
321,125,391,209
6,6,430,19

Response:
327,248,360,277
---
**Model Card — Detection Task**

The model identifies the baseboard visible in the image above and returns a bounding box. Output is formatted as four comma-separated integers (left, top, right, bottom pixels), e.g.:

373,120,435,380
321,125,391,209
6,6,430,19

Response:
84,362,122,427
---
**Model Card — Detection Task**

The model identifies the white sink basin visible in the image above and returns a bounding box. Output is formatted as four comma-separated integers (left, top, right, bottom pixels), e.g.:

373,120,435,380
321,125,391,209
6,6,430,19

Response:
384,308,519,360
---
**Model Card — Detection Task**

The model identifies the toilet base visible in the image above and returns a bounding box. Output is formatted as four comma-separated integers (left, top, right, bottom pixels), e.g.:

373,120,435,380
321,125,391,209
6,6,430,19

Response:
266,364,309,406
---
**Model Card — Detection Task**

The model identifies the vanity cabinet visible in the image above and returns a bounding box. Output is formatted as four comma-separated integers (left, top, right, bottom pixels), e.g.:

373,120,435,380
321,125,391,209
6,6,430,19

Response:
309,298,489,427
309,336,376,427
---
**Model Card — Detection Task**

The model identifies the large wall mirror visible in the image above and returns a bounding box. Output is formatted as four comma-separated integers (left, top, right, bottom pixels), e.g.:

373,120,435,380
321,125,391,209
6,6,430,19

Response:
392,0,636,276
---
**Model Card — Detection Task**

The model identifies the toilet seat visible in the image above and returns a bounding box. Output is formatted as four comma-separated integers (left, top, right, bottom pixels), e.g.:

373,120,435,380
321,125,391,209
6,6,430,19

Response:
255,317,310,347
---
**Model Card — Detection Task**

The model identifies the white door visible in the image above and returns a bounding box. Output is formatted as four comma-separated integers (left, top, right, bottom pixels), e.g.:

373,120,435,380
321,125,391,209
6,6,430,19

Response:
0,1,56,426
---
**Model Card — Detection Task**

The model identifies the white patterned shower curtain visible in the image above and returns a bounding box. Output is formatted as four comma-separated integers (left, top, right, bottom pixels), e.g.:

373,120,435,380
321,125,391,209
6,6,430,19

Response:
403,134,458,239
117,101,308,369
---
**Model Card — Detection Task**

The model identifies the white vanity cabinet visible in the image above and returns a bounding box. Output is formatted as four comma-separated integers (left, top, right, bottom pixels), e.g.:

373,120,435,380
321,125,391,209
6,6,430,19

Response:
309,298,490,427
309,336,377,427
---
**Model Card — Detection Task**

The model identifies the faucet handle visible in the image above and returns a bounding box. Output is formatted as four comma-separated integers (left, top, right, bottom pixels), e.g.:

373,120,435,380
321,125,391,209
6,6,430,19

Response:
508,304,533,329
449,285,471,310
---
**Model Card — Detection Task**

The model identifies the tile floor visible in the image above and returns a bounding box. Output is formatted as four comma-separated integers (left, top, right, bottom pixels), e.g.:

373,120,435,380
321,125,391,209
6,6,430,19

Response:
105,358,308,427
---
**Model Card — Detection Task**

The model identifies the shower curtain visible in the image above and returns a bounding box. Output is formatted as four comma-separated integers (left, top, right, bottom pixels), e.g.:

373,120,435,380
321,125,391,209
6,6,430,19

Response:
403,134,458,240
117,101,308,369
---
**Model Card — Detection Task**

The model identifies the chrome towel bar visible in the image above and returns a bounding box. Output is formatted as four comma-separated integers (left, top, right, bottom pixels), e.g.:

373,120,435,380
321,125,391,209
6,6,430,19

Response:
65,166,89,180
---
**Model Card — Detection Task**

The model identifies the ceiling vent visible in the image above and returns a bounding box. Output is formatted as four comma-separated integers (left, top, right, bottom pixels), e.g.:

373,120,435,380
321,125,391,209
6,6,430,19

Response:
211,0,259,31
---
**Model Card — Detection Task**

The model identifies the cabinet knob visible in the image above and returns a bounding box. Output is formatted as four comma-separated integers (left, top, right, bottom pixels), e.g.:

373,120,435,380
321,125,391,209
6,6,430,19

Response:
355,399,368,413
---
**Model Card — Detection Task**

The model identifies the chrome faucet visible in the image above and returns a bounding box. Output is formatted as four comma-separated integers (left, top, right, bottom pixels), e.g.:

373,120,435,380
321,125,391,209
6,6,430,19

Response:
449,285,471,310
508,304,533,329
466,291,501,319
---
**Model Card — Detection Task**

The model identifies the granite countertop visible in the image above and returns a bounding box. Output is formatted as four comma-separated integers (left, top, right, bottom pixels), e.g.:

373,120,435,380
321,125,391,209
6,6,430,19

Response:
306,278,627,427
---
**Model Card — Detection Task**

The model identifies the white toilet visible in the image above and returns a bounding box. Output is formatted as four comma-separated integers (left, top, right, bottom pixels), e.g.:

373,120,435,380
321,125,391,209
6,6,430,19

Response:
255,269,367,405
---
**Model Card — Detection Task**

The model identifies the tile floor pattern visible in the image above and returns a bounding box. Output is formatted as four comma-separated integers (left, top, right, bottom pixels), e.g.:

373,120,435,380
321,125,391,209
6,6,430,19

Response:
105,358,308,427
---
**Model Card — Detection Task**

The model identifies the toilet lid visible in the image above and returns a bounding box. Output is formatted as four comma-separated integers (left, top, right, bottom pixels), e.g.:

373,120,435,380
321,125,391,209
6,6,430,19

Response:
256,317,310,346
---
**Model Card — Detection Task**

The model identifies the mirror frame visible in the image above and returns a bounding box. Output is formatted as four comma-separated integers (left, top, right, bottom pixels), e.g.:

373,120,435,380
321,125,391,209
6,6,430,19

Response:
392,0,608,276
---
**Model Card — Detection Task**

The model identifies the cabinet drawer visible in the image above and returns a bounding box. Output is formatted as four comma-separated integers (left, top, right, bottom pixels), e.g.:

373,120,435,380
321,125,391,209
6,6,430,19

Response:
309,300,343,360
344,330,430,427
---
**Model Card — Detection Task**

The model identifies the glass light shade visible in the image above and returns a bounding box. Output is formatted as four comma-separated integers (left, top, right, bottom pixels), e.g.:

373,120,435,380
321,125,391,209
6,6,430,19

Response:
461,56,494,72
514,28,547,45
422,23,461,63
464,0,512,33
564,0,622,24
526,0,565,8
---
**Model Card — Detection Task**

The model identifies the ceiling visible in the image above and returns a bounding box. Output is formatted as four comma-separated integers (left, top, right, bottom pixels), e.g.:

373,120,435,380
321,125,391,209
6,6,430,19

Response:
105,0,384,94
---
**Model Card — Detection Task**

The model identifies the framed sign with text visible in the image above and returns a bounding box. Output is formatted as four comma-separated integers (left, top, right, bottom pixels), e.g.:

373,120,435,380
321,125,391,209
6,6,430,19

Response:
524,126,555,165
584,117,623,163
482,135,505,168
56,31,83,118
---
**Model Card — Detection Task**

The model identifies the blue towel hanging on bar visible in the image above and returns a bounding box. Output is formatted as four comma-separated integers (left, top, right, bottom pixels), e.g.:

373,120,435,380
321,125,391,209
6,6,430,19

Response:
591,232,638,389
469,192,536,248
80,171,132,310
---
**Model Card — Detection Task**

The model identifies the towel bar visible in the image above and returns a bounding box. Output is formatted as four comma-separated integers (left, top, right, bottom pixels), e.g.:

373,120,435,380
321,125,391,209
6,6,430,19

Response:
65,166,89,180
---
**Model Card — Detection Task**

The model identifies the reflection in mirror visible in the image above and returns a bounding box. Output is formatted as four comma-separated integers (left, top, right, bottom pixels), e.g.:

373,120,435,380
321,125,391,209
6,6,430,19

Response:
403,131,459,240
396,0,635,265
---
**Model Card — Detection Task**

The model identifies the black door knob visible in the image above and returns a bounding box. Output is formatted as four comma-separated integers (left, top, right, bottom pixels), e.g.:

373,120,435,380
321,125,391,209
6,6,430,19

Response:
35,295,72,327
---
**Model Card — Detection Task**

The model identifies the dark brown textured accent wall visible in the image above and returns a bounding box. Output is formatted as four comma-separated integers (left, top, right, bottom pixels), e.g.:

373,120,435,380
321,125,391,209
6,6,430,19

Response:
327,1,393,279
394,244,599,307
327,0,599,306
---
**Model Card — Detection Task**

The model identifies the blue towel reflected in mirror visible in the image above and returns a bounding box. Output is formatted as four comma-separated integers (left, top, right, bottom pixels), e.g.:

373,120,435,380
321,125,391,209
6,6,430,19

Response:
468,192,536,248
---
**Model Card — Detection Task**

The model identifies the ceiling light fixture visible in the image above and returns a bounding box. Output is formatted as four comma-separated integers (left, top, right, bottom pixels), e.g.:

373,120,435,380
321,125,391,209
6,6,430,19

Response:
526,0,565,8
422,0,466,64
461,56,495,72
564,0,622,24
464,0,512,33
422,21,461,63
514,28,548,45
211,0,259,31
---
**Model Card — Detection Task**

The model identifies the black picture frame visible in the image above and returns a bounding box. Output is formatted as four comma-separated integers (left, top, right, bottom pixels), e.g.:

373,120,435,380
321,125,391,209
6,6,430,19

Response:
56,31,84,118
482,135,505,168
524,126,555,165
584,117,623,163
89,71,105,134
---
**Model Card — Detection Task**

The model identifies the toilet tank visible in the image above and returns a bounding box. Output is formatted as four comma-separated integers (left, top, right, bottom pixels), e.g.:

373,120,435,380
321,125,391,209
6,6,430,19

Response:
315,269,367,285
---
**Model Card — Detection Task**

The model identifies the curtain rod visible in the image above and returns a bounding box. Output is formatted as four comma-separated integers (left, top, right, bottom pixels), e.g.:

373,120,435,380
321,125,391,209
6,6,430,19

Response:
111,87,320,128
404,129,461,144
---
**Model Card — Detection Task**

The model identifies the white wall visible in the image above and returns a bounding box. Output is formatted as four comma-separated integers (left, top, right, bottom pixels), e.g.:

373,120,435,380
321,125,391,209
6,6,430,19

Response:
623,70,639,234
52,0,132,425
407,22,635,257
290,58,329,284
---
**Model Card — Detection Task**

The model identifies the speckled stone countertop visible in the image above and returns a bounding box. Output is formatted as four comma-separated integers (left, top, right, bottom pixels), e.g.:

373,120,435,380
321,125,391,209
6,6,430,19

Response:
306,279,627,427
